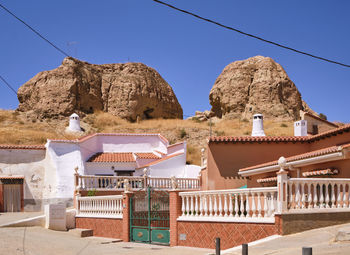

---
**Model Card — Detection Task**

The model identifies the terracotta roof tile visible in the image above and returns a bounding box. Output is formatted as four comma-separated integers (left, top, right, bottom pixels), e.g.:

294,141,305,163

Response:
137,153,183,169
209,124,350,144
135,153,161,159
302,168,339,177
0,145,46,150
0,175,24,179
257,176,278,183
240,144,344,172
88,152,135,163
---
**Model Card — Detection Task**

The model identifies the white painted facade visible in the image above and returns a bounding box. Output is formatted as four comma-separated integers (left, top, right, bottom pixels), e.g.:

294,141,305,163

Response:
67,113,82,132
0,133,199,211
294,120,308,136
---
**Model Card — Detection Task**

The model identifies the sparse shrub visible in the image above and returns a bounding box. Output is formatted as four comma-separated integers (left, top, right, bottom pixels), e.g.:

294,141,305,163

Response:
244,131,250,135
208,121,215,127
178,128,187,139
280,123,288,128
319,113,327,120
241,118,249,122
87,189,97,196
214,130,225,136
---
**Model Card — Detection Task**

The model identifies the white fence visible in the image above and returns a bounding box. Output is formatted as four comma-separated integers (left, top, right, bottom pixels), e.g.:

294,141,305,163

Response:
76,195,123,218
177,187,277,223
77,175,200,191
286,178,350,213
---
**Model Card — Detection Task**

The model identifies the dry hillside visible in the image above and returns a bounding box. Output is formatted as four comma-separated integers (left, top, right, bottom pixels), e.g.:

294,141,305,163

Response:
0,110,294,165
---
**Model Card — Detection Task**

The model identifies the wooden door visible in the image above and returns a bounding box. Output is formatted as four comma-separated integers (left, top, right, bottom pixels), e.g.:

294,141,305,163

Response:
3,184,21,212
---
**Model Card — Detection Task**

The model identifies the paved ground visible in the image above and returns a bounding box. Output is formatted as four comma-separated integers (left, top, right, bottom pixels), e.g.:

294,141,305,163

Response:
0,226,213,255
227,223,350,255
0,212,44,226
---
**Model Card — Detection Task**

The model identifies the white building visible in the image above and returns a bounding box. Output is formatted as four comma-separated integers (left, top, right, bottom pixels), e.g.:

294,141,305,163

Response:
0,133,200,212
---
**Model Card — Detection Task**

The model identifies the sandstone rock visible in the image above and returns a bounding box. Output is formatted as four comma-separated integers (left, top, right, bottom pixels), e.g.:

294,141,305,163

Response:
209,56,312,121
17,57,183,121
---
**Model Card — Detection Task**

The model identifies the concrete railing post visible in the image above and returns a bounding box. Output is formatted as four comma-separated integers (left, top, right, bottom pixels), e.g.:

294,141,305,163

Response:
277,157,288,214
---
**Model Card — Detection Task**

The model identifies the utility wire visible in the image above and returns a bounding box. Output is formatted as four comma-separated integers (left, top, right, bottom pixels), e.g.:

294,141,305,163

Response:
152,0,350,68
0,3,69,57
0,74,17,94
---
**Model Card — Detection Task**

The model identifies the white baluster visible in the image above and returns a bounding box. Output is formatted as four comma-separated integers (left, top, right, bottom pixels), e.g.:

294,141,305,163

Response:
218,194,223,217
295,183,300,209
195,195,199,217
337,184,342,208
234,194,239,217
307,183,312,209
199,195,203,217
190,195,194,216
245,193,250,218
224,194,228,217
257,193,262,218
270,192,275,216
181,195,185,216
251,193,256,218
289,183,293,209
214,195,218,216
240,194,244,218
343,184,348,208
263,192,268,218
320,183,325,208
209,195,213,216
204,195,208,216
313,183,318,208
301,183,306,209
331,183,336,208
186,195,190,216
325,183,330,208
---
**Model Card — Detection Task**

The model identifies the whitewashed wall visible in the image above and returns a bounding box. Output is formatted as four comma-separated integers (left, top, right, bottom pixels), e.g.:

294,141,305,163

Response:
46,140,83,207
0,149,48,211
167,142,186,155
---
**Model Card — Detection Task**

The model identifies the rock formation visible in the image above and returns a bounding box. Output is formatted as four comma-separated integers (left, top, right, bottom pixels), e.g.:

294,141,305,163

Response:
209,56,312,121
17,57,183,121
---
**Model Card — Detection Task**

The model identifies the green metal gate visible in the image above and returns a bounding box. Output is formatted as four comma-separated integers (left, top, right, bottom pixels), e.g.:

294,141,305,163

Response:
130,187,170,245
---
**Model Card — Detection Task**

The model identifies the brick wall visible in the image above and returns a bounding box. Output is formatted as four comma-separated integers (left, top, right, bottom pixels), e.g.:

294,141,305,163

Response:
76,217,123,239
177,221,278,250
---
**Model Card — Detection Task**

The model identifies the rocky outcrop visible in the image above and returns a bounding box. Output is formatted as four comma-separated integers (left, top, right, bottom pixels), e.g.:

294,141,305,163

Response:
17,57,183,121
209,56,312,121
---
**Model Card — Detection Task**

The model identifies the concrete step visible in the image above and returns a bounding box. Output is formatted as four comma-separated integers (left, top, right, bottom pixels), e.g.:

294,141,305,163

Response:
68,228,93,238
85,236,123,244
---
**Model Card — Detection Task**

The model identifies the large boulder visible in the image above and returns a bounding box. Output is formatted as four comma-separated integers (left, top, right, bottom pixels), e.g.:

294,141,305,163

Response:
209,56,311,121
17,57,183,121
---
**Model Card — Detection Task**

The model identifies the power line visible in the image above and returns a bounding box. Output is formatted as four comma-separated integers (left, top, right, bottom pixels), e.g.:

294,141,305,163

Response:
152,0,350,68
0,74,17,94
0,3,69,57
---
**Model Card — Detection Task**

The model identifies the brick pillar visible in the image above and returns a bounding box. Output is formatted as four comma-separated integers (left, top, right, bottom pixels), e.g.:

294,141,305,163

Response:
122,192,133,242
169,190,182,247
0,183,3,212
275,214,283,235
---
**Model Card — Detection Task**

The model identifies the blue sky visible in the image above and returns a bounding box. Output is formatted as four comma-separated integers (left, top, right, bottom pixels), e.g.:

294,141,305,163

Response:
0,1,349,122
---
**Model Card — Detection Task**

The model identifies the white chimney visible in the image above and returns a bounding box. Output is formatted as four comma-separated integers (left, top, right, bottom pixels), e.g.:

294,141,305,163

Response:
251,114,266,136
294,120,307,136
68,113,82,132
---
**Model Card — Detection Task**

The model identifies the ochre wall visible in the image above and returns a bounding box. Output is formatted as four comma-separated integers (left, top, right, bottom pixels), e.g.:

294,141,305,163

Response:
177,221,278,249
207,142,310,190
310,132,350,151
76,217,123,239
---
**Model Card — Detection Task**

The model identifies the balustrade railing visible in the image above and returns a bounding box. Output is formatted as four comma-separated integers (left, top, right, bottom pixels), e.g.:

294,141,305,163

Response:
77,175,200,191
178,187,277,223
76,195,123,218
286,178,350,212
78,175,144,190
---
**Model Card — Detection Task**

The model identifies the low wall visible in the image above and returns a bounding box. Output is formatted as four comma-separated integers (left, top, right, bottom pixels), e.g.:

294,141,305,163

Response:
279,212,350,235
79,190,123,197
177,221,278,249
76,217,123,239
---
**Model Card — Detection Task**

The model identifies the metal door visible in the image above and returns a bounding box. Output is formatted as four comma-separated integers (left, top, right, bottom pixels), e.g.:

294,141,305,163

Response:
130,187,170,245
3,184,21,212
